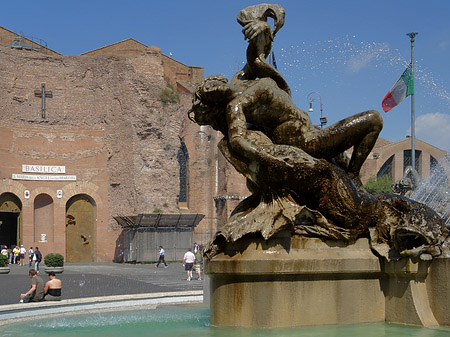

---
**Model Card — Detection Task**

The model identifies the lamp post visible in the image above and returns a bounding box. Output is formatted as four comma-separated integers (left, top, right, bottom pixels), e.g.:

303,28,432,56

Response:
406,32,418,171
307,92,327,128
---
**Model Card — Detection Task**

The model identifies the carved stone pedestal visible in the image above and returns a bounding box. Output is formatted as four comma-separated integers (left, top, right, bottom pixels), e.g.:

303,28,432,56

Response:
205,234,385,328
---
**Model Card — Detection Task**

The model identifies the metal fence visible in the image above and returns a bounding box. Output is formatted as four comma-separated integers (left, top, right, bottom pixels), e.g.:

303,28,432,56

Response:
123,228,195,262
117,213,208,262
122,229,216,263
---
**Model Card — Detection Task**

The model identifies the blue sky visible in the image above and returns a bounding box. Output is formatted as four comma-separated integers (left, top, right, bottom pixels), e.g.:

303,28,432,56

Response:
2,0,450,152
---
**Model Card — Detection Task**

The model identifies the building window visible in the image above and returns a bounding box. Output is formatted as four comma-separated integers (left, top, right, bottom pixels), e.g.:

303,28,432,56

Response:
177,138,189,203
430,155,448,185
377,155,394,180
430,155,439,172
403,150,422,176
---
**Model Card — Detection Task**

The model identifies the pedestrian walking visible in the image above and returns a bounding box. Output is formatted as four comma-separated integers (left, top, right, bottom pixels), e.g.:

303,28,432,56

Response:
1,246,7,258
28,247,34,268
183,248,195,281
193,250,203,280
19,245,26,266
13,246,20,264
156,246,168,268
34,247,42,273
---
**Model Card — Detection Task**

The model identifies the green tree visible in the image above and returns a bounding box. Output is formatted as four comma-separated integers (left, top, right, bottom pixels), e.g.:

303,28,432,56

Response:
364,175,393,195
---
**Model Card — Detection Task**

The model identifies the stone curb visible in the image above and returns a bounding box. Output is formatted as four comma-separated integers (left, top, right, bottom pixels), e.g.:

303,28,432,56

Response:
0,290,203,326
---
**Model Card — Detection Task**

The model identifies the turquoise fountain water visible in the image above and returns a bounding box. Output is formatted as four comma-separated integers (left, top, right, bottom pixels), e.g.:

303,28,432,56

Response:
2,307,450,337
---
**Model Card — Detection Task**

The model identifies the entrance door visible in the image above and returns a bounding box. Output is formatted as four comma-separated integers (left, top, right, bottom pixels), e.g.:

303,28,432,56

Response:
0,212,19,248
0,193,21,249
66,195,95,262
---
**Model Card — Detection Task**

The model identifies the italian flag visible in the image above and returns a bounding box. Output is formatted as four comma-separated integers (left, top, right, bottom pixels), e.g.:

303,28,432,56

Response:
382,63,414,112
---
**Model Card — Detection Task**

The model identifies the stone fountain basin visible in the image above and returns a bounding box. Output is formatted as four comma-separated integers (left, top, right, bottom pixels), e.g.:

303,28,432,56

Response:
205,233,450,328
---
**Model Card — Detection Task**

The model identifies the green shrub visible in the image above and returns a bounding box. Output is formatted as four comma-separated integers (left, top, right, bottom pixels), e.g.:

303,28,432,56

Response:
160,83,180,105
153,208,163,214
0,254,8,267
44,253,64,267
364,175,393,195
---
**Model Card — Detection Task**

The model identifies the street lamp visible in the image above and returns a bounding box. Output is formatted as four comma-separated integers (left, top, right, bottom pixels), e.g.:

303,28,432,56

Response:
307,92,327,128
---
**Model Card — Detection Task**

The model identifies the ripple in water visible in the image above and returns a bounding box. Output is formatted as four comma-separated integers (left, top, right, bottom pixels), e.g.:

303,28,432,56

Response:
2,307,450,337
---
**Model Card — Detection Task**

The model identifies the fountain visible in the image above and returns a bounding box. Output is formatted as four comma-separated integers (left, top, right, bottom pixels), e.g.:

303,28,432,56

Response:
2,4,450,335
410,155,450,225
3,307,450,336
188,3,450,328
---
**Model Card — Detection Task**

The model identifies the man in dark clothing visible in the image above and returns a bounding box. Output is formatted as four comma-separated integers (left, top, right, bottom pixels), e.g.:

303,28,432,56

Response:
34,247,42,273
20,269,44,303
156,246,167,268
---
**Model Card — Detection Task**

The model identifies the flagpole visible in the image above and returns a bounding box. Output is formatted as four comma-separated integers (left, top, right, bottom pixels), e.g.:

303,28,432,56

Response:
406,32,418,171
269,47,273,66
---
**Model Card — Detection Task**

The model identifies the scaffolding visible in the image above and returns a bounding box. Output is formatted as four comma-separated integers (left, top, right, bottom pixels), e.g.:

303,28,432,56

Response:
0,33,48,54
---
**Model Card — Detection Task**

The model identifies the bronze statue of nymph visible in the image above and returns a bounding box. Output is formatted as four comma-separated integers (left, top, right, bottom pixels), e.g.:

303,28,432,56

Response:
189,4,448,261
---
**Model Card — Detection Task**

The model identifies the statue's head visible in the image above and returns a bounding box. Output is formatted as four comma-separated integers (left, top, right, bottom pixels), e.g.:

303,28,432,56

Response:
189,75,237,133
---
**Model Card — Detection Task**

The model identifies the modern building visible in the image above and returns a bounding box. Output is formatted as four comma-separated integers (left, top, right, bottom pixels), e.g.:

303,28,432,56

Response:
358,137,449,184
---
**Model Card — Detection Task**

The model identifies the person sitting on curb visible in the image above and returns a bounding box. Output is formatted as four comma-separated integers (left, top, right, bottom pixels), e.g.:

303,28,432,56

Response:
20,269,44,303
44,271,62,301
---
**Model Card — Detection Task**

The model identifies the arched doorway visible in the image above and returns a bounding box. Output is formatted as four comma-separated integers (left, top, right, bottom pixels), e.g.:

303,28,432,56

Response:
0,193,22,249
66,194,95,262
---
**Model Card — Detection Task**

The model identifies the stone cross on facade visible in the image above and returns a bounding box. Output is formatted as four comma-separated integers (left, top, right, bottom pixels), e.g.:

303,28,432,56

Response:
34,83,53,118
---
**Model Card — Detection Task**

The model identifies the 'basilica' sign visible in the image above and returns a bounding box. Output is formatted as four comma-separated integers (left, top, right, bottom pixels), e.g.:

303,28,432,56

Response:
22,165,66,174
13,164,75,181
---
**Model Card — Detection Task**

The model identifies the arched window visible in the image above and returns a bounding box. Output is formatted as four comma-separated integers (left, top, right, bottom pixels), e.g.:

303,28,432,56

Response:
177,138,189,203
377,155,394,180
430,155,448,186
403,149,422,176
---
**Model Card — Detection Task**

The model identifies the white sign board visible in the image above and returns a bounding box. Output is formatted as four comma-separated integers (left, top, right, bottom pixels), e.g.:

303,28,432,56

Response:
22,165,66,174
12,174,76,181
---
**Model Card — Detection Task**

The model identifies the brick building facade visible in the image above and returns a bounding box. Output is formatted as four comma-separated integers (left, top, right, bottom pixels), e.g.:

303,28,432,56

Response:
0,29,247,262
2,27,445,263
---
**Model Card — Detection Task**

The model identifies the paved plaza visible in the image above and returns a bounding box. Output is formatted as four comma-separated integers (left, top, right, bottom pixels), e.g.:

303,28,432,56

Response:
0,262,204,306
